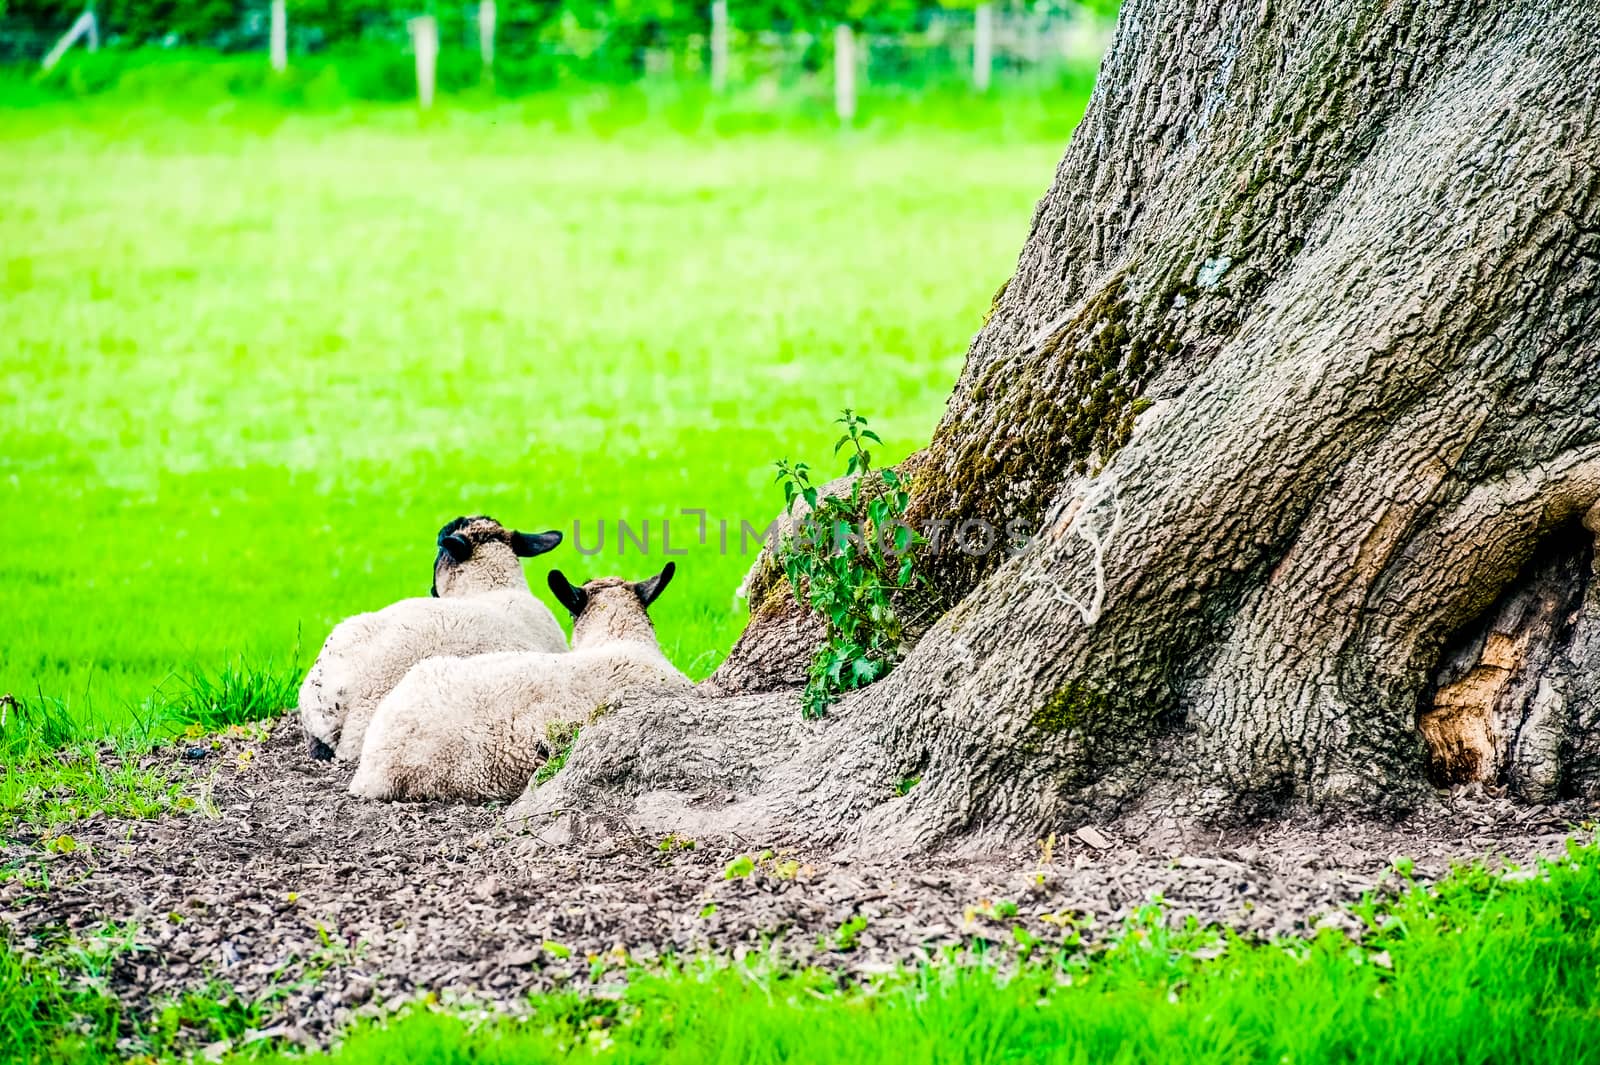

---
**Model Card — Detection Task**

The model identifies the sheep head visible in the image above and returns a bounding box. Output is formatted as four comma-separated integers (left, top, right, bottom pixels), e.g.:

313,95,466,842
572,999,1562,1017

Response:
548,562,676,648
431,515,562,597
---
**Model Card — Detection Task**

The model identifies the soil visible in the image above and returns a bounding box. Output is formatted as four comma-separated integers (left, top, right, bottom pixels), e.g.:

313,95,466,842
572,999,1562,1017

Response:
1,716,1592,1052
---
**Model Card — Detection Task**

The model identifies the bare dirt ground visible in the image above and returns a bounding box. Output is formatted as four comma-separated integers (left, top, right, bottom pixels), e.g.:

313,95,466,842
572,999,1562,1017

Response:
2,715,1592,1050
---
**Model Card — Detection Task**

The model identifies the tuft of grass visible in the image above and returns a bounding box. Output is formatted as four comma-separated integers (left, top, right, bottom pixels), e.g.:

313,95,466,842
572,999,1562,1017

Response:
532,723,581,787
0,923,289,1064
0,653,296,842
0,925,134,1064
163,653,301,733
833,914,869,951
0,742,190,841
0,693,80,760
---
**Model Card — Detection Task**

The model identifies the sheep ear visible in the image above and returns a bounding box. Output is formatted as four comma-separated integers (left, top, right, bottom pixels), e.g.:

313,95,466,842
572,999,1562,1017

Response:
633,561,676,608
548,570,588,616
511,529,562,558
439,534,473,563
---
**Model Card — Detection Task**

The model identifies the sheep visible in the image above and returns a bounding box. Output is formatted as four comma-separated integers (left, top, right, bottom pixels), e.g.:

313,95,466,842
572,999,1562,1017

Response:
298,516,566,762
348,562,689,802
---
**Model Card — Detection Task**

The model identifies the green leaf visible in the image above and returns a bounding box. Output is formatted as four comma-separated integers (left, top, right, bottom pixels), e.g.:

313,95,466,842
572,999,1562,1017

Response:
849,658,883,685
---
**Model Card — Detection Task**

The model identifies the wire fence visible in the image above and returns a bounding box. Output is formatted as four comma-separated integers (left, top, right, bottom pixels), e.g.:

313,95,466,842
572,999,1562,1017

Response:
1,2,1112,106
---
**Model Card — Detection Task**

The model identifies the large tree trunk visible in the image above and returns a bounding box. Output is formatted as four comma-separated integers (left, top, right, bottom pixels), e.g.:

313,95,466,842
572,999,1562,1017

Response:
513,0,1600,855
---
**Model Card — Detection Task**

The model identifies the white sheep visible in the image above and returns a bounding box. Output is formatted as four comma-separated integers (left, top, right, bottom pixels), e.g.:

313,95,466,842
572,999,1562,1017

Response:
298,515,566,762
349,562,689,802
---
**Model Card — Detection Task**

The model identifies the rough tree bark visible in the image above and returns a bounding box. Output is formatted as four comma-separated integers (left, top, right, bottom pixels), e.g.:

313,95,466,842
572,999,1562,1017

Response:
511,0,1600,855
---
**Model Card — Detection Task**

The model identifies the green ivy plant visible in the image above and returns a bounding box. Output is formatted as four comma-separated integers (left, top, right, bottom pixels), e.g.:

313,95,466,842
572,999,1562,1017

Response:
775,410,924,719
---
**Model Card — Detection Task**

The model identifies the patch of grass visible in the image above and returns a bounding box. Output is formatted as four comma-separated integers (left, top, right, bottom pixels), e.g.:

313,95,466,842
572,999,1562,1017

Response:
0,924,133,1064
147,979,273,1060
532,723,580,787
0,87,1086,748
243,836,1600,1064
832,913,869,950
1,923,294,1063
0,662,291,841
164,652,302,733
0,693,81,758
0,741,190,842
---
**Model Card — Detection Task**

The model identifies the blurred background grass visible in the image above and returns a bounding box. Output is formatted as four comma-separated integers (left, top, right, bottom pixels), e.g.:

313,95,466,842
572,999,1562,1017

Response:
0,53,1097,744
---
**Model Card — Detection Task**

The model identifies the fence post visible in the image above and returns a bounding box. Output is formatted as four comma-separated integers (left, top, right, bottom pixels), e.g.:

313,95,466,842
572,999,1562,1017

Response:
973,3,992,92
40,9,97,71
409,16,439,109
478,0,496,78
710,0,729,92
269,0,287,72
834,24,856,124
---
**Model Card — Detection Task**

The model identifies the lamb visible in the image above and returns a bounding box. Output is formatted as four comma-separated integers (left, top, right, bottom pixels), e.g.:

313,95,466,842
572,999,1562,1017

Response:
348,562,689,802
298,515,566,762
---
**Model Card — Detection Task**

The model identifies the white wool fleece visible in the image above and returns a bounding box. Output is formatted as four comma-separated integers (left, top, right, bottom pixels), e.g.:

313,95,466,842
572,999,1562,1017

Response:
299,590,566,761
349,642,688,801
349,570,688,802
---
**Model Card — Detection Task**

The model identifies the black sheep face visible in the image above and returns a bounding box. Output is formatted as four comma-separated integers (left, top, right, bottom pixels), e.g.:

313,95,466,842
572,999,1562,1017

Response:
431,515,562,597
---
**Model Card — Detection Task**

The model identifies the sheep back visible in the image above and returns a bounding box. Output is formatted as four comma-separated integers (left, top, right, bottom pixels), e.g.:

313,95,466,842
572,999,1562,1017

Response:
349,646,690,802
298,590,565,761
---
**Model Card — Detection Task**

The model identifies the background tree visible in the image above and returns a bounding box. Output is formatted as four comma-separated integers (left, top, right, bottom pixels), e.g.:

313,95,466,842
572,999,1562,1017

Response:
523,0,1600,854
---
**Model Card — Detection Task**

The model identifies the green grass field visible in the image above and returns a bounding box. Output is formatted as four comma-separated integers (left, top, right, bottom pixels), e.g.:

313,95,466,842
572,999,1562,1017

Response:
5,60,1600,1065
0,82,1082,742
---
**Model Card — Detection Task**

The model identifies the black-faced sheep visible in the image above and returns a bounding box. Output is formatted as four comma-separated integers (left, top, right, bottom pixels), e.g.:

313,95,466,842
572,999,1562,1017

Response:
298,516,565,762
348,562,689,801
